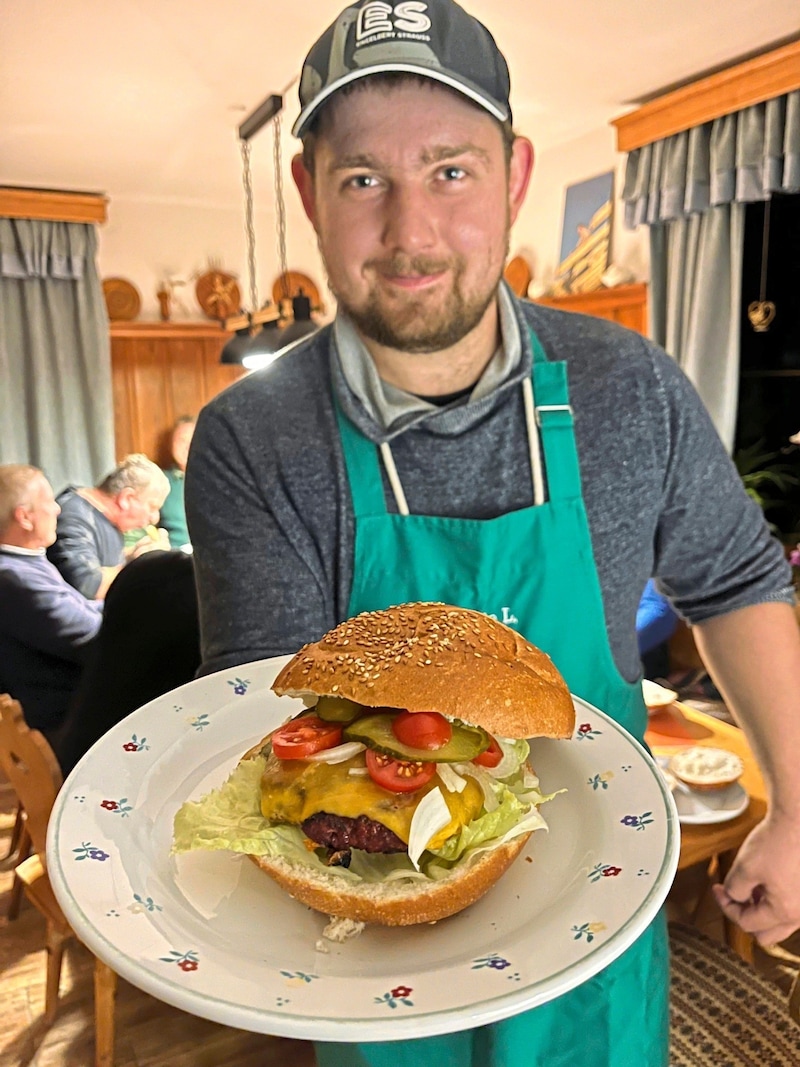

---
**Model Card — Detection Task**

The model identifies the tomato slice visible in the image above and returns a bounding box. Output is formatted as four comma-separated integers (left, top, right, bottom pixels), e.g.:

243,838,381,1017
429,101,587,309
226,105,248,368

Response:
365,749,437,793
391,710,452,751
272,715,342,759
473,734,503,768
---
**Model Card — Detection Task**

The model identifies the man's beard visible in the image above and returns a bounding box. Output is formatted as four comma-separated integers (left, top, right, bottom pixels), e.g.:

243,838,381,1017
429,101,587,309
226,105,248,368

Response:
330,252,502,354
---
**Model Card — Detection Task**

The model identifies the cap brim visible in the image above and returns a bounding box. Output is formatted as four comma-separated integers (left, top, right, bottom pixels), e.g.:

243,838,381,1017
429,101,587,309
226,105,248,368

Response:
292,63,509,138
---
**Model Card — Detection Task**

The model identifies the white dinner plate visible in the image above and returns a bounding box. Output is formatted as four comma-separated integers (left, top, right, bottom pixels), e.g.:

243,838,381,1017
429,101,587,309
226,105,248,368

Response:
47,656,679,1042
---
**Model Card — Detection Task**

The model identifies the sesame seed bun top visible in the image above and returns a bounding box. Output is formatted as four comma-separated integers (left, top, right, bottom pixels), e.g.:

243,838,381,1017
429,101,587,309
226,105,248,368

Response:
272,602,575,740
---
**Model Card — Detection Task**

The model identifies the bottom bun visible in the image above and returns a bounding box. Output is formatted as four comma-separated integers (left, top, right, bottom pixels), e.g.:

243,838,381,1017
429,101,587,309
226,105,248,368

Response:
249,834,531,926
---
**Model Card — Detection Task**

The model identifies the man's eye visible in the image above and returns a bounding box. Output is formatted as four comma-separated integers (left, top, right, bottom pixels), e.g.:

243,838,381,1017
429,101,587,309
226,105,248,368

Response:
440,166,467,181
346,174,379,190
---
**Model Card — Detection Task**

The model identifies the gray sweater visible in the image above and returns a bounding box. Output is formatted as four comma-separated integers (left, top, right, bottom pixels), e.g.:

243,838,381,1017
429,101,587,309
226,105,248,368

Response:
186,294,793,681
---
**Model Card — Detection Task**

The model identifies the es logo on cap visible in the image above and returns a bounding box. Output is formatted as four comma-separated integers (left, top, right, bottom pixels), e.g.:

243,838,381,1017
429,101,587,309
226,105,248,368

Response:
356,2,432,43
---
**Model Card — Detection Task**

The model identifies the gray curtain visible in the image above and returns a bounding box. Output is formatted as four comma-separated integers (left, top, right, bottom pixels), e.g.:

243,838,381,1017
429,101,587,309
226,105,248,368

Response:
0,217,114,490
622,90,800,452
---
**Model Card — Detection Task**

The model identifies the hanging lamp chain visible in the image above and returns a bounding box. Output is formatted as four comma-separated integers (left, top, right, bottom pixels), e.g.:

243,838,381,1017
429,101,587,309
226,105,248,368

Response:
273,110,290,303
240,138,259,317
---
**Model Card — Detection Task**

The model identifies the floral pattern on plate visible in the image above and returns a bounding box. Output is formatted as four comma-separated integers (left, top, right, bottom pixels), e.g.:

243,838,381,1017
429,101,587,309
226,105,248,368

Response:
46,658,679,1043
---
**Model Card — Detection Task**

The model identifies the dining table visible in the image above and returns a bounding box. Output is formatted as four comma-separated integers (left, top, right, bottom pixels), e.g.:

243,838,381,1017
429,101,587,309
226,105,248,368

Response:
645,701,767,962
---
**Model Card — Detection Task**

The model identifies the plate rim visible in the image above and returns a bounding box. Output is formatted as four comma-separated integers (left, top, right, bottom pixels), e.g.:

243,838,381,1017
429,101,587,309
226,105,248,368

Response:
47,659,680,1041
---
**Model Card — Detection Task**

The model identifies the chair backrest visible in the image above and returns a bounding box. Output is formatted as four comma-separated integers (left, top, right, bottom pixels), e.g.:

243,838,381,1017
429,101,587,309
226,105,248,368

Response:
0,694,63,855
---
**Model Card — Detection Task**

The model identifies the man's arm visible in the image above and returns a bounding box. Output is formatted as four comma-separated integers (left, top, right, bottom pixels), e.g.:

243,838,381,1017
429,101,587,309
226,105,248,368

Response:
2,567,103,662
48,504,115,600
693,601,800,946
95,564,123,600
186,388,340,675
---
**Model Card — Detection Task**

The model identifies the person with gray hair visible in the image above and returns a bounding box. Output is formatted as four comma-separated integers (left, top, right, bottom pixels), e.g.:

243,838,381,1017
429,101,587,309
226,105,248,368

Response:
47,453,170,600
0,464,102,754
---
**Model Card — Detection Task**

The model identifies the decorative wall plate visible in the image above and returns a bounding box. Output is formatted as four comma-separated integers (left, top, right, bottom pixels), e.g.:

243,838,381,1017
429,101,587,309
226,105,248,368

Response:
102,277,141,321
271,271,321,310
195,270,242,321
47,657,679,1042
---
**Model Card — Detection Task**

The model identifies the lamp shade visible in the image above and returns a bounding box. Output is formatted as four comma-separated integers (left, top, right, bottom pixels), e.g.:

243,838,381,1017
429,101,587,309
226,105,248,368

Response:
220,328,252,365
241,296,319,370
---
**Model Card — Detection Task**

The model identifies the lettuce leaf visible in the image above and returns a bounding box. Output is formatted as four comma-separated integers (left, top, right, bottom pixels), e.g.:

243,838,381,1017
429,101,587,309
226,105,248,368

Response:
172,748,561,885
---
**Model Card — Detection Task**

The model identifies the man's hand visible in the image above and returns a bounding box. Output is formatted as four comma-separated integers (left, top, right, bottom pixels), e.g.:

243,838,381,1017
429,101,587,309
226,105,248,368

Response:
712,810,800,946
128,527,170,559
694,602,800,948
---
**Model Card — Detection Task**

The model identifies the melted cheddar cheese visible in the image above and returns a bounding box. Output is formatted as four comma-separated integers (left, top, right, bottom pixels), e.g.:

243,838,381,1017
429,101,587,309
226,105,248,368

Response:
260,752,483,846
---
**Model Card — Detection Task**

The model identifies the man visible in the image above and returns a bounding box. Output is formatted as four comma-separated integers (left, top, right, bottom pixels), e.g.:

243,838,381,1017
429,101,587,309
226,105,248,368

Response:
158,416,195,549
0,465,102,753
186,2,800,1064
47,453,170,600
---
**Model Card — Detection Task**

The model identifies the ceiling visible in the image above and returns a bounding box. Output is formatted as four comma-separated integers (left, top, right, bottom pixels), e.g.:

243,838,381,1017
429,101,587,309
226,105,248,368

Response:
2,0,799,209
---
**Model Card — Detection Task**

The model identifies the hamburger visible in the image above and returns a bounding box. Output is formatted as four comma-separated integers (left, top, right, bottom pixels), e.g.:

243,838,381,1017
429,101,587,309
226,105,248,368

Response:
173,602,575,926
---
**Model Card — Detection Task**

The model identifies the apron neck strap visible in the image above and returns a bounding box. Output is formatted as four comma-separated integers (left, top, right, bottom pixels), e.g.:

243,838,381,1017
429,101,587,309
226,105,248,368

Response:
528,329,582,504
333,328,582,517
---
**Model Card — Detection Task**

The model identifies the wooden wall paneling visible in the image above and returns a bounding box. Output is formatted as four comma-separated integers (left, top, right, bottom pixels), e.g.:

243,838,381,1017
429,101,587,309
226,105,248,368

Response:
110,337,140,461
110,324,244,466
131,336,172,465
201,342,247,402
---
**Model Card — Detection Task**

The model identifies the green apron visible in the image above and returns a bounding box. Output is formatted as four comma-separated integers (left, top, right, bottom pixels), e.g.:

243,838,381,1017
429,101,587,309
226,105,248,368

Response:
316,333,669,1067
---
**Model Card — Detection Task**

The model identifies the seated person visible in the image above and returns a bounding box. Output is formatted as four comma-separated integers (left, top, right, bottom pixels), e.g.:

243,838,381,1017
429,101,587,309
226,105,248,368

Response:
47,453,170,600
0,464,103,757
636,578,679,680
57,549,200,775
159,415,195,550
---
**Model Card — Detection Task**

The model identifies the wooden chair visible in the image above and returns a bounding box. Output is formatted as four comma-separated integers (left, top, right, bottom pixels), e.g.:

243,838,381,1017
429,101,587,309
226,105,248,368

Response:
0,694,118,1067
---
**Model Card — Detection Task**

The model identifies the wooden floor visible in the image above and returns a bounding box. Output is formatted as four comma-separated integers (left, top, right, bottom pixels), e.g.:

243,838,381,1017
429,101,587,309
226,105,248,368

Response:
0,776,316,1067
3,771,798,1067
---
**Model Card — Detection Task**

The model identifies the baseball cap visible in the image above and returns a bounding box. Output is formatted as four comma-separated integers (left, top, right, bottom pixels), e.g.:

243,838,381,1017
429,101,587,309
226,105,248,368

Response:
292,0,512,138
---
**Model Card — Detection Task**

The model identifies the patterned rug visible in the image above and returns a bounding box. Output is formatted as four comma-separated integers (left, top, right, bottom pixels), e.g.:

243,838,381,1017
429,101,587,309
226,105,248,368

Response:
670,923,800,1066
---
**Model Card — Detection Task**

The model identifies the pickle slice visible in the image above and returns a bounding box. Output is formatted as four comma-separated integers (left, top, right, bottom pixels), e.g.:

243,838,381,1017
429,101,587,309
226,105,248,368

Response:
314,695,365,724
344,713,489,763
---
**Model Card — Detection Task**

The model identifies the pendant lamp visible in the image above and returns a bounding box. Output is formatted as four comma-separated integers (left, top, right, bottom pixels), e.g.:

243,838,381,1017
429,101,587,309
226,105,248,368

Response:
220,92,318,367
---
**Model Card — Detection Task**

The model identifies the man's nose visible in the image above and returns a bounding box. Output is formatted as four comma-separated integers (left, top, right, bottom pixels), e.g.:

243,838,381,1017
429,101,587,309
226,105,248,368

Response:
382,185,436,253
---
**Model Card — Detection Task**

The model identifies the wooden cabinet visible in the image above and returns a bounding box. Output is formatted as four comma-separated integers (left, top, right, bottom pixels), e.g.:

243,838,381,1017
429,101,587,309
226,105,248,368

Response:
535,282,648,336
110,322,244,466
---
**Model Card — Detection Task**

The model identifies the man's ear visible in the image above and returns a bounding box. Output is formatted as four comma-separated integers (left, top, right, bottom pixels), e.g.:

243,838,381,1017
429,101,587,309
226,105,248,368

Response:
14,504,33,532
292,153,318,229
117,487,134,512
507,136,534,227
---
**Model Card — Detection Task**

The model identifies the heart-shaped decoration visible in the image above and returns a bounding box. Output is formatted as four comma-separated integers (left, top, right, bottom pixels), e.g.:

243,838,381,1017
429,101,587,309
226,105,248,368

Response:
747,300,776,332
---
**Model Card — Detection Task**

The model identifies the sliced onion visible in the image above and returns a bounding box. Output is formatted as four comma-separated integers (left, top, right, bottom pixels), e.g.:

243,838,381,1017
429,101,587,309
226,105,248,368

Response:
407,787,451,870
454,762,500,812
305,741,366,764
436,763,467,794
347,767,370,776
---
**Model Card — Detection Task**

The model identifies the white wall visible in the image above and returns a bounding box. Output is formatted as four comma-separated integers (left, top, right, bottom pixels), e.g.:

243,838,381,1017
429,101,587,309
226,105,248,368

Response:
510,122,649,293
97,123,649,319
97,190,332,322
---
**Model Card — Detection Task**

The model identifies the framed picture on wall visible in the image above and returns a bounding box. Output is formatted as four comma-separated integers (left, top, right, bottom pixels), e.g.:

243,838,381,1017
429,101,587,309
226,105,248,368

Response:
554,171,614,295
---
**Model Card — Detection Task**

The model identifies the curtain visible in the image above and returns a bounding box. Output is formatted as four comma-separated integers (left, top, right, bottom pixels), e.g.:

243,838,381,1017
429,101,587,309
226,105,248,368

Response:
622,90,800,452
0,217,114,490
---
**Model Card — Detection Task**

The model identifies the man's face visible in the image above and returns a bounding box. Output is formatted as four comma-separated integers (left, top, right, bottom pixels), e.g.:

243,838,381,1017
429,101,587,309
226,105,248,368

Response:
293,81,531,355
21,474,60,548
171,422,194,472
117,481,168,532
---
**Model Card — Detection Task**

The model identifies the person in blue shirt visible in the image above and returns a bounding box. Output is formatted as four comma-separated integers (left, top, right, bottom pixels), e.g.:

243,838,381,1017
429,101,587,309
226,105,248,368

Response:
637,578,679,679
0,464,102,756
